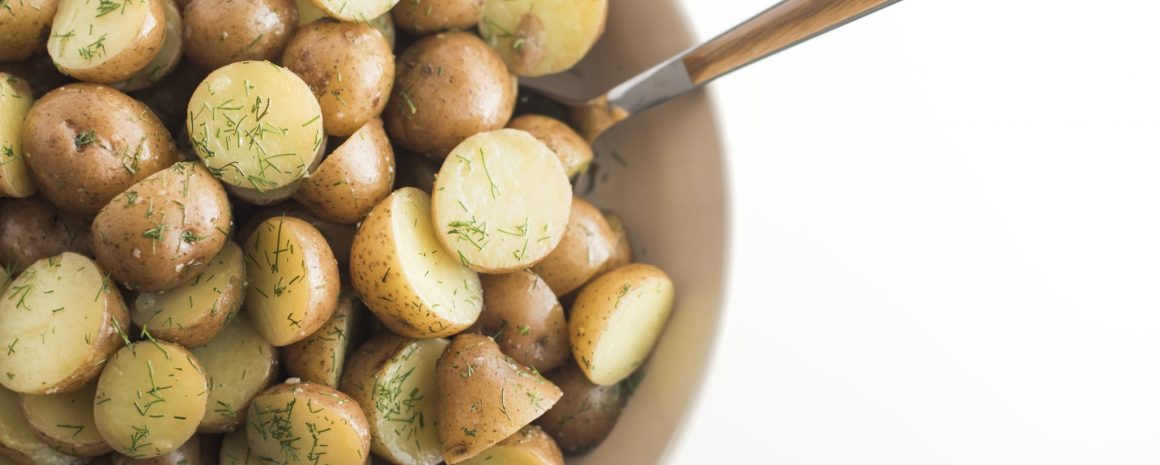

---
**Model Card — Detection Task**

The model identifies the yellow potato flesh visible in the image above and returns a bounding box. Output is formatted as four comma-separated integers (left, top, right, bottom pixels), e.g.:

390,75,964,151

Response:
133,242,243,336
48,0,156,74
312,0,398,22
575,267,674,386
243,218,333,346
191,314,276,432
0,75,34,197
246,385,368,465
20,383,108,455
480,0,607,77
0,387,88,465
373,339,447,465
114,0,183,91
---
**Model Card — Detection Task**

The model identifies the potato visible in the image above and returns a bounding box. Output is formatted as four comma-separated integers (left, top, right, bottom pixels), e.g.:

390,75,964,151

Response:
308,0,396,22
182,0,297,70
597,210,631,275
507,115,592,179
191,314,279,433
245,381,371,465
349,187,482,338
19,383,112,456
237,202,355,269
242,216,340,346
293,118,396,225
112,0,184,92
458,426,563,465
340,334,447,465
218,430,257,465
293,0,396,48
479,0,607,77
469,271,568,373
436,334,562,464
131,241,245,348
282,20,395,137
21,83,178,217
385,32,516,156
0,0,59,62
0,252,129,395
536,361,624,454
0,386,88,465
530,196,616,297
570,263,674,386
48,0,167,83
109,434,219,465
281,294,364,388
430,129,571,273
391,0,482,35
93,341,208,458
0,197,91,274
91,162,232,292
0,74,35,197
186,61,325,205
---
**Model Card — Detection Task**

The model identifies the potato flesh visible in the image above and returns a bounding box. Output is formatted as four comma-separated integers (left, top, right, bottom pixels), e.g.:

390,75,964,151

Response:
0,253,110,393
0,387,89,465
373,339,446,465
0,75,34,197
132,242,244,337
20,383,109,456
246,385,369,465
243,218,334,346
480,0,607,77
190,315,277,433
582,272,674,386
312,0,397,21
113,0,183,92
48,0,156,73
431,129,571,273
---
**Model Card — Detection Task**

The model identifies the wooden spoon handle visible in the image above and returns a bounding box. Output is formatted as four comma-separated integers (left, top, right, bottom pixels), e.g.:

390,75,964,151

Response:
682,0,901,86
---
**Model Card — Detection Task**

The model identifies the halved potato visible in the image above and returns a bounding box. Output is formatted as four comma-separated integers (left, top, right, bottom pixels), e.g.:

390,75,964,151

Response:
507,115,592,179
191,314,279,433
293,118,396,225
0,252,129,395
569,263,674,386
470,271,568,373
281,294,365,388
340,334,447,465
431,129,571,273
109,433,219,465
236,202,355,269
308,0,397,22
458,426,563,465
350,187,482,338
93,341,209,458
294,0,396,48
0,74,35,198
218,429,257,465
48,0,166,83
530,196,616,297
479,0,607,77
245,381,371,465
112,0,183,92
0,0,59,62
0,386,88,465
20,383,112,456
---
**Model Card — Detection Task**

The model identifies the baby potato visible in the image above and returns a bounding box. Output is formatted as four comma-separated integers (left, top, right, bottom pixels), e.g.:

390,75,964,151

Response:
479,0,607,77
110,434,219,465
431,129,572,273
385,32,516,156
294,0,397,49
536,361,625,454
0,253,129,395
293,118,396,225
19,383,112,456
21,83,179,217
191,314,279,434
530,196,616,297
237,202,355,269
0,386,89,465
131,241,246,349
186,61,325,205
113,0,184,92
458,426,563,465
0,0,59,62
570,263,674,386
182,0,297,70
0,74,35,198
242,216,341,346
281,294,365,388
308,0,396,22
349,187,483,338
246,381,371,465
392,0,483,34
0,197,91,274
219,429,258,465
91,162,232,293
470,271,569,373
597,211,631,275
282,20,395,137
48,0,167,83
507,115,592,179
93,341,208,458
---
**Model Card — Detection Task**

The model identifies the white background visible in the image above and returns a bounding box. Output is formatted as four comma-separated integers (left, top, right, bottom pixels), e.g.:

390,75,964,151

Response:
670,1,1160,463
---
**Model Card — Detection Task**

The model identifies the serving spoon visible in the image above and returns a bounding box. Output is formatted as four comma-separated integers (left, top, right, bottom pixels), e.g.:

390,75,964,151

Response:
523,0,903,143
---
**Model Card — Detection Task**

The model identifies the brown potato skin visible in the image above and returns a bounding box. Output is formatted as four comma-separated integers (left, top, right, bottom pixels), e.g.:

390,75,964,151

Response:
110,434,220,465
293,118,396,225
282,21,395,137
182,0,297,69
20,84,178,217
90,162,231,292
531,196,616,296
392,0,484,34
280,293,365,388
469,271,569,373
0,0,58,62
597,210,632,276
507,115,593,178
385,32,516,157
536,362,625,455
0,197,91,274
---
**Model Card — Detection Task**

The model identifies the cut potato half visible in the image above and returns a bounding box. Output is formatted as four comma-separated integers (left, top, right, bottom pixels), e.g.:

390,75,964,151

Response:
0,386,89,465
245,381,371,465
0,74,35,198
459,426,563,465
112,0,183,92
48,0,167,83
431,129,571,273
0,252,129,395
309,0,397,22
479,0,608,77
20,383,112,456
132,241,246,349
191,314,279,434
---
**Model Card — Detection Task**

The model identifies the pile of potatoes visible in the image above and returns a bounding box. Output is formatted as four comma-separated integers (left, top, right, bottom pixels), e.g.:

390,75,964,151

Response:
0,0,674,464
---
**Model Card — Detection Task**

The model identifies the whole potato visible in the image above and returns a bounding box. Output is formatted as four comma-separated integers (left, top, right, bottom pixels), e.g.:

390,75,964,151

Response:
385,32,516,156
282,20,395,137
21,84,178,217
0,197,90,274
536,362,625,454
0,0,59,62
469,271,569,373
392,0,483,35
182,0,298,69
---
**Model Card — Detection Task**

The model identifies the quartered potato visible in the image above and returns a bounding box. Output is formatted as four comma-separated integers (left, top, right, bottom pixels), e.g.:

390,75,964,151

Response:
350,187,483,339
242,216,341,346
479,0,608,77
597,211,631,275
341,334,447,465
245,381,371,465
19,383,112,456
0,253,129,395
0,0,59,62
281,294,365,388
392,0,483,34
0,74,35,198
113,0,184,92
0,386,89,465
570,264,674,386
470,271,569,373
0,197,91,274
48,0,167,83
507,115,593,179
93,341,209,458
186,61,325,204
431,129,572,273
293,118,396,225
183,0,298,70
308,0,397,22
109,434,219,465
458,426,564,465
530,196,617,297
218,429,257,465
191,314,279,434
536,362,625,454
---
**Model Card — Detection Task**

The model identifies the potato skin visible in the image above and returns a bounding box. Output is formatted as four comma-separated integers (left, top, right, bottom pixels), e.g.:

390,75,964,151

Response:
282,21,395,137
182,0,298,69
392,0,484,34
21,84,178,217
293,118,396,225
537,362,625,455
0,198,91,274
385,32,516,156
469,271,569,373
0,0,59,62
597,210,631,276
280,294,364,388
530,196,616,297
507,115,592,178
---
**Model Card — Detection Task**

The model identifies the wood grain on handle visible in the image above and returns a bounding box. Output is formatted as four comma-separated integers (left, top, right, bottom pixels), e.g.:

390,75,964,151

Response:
682,0,899,85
